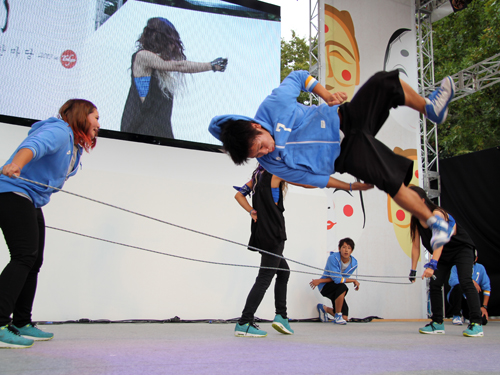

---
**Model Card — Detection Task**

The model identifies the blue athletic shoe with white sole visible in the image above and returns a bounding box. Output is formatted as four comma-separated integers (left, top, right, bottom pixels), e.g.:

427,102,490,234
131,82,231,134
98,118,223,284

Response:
272,314,294,335
463,322,484,337
12,324,53,341
317,304,329,322
429,215,455,250
333,313,346,325
0,325,34,348
425,76,455,124
419,321,445,334
234,322,267,337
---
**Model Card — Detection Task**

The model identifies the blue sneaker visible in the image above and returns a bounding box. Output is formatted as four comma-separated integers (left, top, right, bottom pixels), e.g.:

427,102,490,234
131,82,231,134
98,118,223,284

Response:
425,76,455,124
12,324,53,341
234,322,267,337
463,322,484,337
272,314,294,335
333,313,346,325
317,304,330,322
452,315,463,325
0,325,34,348
419,321,445,334
429,215,454,250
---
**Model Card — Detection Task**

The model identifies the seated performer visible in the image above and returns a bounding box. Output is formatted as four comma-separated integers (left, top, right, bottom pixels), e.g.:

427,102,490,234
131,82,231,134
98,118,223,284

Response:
209,70,456,252
448,249,491,326
310,238,359,325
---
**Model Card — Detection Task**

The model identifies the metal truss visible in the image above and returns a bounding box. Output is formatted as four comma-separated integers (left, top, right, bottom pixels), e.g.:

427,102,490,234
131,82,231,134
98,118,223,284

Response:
428,53,500,101
416,0,500,201
309,0,321,104
308,0,499,201
417,0,441,200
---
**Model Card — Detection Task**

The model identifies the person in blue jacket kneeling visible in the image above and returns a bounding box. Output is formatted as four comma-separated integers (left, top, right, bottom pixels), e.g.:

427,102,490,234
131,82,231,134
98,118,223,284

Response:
310,238,360,325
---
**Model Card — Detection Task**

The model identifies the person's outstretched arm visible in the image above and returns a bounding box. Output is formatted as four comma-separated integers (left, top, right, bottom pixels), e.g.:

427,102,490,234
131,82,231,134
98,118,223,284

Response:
134,50,227,75
0,148,33,177
326,176,373,191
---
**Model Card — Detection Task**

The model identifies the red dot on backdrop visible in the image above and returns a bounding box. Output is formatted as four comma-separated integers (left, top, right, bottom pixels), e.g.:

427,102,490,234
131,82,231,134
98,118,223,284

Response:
342,70,351,81
343,205,353,217
396,209,406,222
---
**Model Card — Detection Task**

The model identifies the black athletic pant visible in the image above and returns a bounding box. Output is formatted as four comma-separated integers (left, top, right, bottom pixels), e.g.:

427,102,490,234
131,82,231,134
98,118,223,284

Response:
239,243,289,325
0,193,45,327
320,282,349,317
430,248,482,325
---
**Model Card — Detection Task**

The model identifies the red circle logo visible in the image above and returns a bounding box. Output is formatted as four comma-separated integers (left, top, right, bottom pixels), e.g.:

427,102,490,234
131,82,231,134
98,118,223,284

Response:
61,50,77,69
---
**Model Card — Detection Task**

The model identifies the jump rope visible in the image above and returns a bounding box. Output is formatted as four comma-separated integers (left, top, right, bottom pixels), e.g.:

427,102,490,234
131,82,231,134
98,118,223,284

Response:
4,173,422,285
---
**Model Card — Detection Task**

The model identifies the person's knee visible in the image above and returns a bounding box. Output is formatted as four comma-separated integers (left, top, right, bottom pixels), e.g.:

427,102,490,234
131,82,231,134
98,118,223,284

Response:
276,269,290,283
11,249,38,269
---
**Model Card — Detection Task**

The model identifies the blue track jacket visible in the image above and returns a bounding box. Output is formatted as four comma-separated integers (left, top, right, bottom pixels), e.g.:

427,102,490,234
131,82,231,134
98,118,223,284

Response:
448,263,491,300
318,251,358,292
0,117,82,208
209,70,342,188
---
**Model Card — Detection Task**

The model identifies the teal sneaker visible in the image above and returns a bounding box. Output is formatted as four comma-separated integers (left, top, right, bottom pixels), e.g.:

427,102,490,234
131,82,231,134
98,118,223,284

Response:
234,322,267,337
463,322,484,337
0,325,34,349
272,314,294,335
419,321,445,334
12,324,53,341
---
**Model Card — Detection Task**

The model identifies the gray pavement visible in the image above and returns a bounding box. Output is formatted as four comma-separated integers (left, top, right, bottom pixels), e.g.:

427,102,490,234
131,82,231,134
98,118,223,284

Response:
1,320,499,375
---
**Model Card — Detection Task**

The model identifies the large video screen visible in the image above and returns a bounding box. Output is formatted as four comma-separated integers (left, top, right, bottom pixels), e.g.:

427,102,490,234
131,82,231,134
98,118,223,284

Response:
0,0,280,149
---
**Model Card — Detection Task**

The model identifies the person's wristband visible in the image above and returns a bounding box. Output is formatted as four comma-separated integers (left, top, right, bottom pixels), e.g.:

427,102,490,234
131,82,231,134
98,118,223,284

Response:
349,183,352,192
482,305,488,309
233,184,251,197
249,209,256,216
409,269,417,282
424,259,438,271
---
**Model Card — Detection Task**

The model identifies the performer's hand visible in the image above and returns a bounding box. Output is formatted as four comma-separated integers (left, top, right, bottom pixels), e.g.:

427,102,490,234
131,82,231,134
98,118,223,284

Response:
324,92,348,106
0,163,21,178
481,307,489,320
473,280,481,293
352,182,374,191
422,268,435,279
353,280,360,291
309,279,322,290
409,269,417,283
211,57,228,72
250,209,258,223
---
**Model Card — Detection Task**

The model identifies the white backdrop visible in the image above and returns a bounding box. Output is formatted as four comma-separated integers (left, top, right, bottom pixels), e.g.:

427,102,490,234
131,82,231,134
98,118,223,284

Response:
0,0,428,322
0,120,426,321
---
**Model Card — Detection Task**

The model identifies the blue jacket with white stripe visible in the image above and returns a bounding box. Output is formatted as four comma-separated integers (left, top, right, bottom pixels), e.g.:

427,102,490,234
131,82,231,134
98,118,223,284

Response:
209,70,342,188
318,251,358,292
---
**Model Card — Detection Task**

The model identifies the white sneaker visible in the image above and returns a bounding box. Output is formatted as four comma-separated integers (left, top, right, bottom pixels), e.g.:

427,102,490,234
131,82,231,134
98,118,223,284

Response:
333,313,346,325
425,76,455,124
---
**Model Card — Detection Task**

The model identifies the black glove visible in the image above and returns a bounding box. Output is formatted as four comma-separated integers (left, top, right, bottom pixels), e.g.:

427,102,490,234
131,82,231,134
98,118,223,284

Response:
211,57,228,72
409,269,417,283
